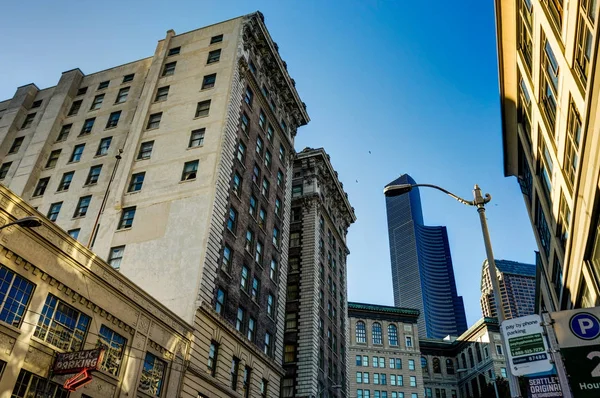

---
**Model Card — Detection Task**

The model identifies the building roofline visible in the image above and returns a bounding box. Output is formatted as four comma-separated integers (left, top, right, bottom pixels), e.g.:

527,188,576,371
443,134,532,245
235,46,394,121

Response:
348,302,420,317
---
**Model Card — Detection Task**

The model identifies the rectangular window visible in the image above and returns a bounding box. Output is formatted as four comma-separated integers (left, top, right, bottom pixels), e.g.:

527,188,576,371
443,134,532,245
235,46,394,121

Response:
106,111,121,129
558,192,571,249
34,294,90,351
115,87,129,103
73,195,92,218
259,110,266,129
237,141,246,164
242,366,251,398
410,376,417,387
11,369,68,398
240,266,249,292
255,241,264,265
96,136,112,156
518,76,532,140
108,246,125,270
256,136,264,156
147,112,162,130
139,352,166,397
215,288,225,314
267,294,274,317
265,150,272,170
207,49,221,64
275,197,282,217
76,87,88,96
536,199,551,256
33,177,50,197
162,61,176,76
98,81,109,90
202,73,217,89
236,307,246,332
127,172,145,193
57,171,74,191
196,100,211,117
542,0,564,31
565,101,582,190
286,312,297,329
123,73,135,83
9,137,24,154
86,165,102,185
68,229,80,240
272,227,280,248
222,245,232,272
0,162,10,179
155,86,170,102
231,357,240,390
47,202,62,222
210,34,223,44
0,264,35,327
247,317,255,341
90,94,104,110
264,332,273,356
244,86,254,107
68,100,82,116
137,141,154,160
189,128,205,147
57,124,71,141
284,344,295,363
31,99,42,108
241,112,249,134
97,325,127,376
406,335,413,348
540,37,559,134
168,46,180,56
262,178,270,197
270,258,278,280
408,359,415,370
80,118,95,135
21,113,36,129
118,206,136,229
233,172,242,196
279,144,286,162
181,160,199,181
69,144,85,163
208,341,219,376
575,0,596,85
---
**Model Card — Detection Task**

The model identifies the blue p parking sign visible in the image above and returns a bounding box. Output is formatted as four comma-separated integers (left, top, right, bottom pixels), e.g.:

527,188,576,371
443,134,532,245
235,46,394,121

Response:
570,312,600,340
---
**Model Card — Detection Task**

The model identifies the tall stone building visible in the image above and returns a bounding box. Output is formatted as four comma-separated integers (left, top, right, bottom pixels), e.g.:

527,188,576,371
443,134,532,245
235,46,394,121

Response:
282,148,356,397
385,174,467,338
0,12,309,397
480,259,537,320
494,0,600,311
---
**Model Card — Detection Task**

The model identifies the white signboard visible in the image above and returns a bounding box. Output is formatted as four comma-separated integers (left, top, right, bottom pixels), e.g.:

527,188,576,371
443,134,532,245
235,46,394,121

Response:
551,307,600,348
500,314,553,376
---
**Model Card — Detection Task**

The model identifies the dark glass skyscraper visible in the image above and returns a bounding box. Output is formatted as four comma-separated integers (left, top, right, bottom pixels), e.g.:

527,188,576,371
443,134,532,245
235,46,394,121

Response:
385,174,468,338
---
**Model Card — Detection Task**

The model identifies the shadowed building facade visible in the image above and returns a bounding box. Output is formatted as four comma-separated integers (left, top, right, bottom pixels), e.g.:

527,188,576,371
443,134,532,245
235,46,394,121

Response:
385,174,467,339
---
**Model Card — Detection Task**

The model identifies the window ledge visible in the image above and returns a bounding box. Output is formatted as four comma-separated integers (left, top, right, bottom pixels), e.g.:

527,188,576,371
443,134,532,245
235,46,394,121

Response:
78,133,92,138
187,144,204,150
105,126,118,131
94,153,108,158
179,178,197,184
200,87,215,92
145,127,159,132
116,226,132,232
66,160,81,165
72,215,87,220
0,322,23,339
88,108,101,113
125,190,141,196
193,115,209,120
84,182,98,187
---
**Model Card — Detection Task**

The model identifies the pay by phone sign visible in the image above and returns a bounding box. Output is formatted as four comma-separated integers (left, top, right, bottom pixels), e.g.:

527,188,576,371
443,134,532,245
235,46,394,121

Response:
501,314,553,376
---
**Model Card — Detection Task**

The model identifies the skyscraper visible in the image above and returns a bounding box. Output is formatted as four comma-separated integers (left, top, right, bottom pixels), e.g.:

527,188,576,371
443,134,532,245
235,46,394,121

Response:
385,174,467,338
0,12,308,396
480,259,537,320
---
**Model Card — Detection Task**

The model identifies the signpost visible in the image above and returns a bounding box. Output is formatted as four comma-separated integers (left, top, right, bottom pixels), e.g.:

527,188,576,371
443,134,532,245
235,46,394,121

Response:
501,314,553,376
551,308,600,398
52,348,104,392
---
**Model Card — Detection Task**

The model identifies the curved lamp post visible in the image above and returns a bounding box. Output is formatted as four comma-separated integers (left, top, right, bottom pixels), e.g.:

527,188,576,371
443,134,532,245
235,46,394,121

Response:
0,216,42,231
384,183,521,398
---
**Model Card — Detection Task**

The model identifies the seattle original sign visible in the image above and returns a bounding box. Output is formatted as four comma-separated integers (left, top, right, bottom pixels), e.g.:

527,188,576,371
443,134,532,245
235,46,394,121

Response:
53,348,104,375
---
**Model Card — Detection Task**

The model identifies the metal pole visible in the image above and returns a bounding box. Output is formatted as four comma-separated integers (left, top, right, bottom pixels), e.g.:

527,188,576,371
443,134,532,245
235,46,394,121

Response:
541,312,573,398
473,185,522,397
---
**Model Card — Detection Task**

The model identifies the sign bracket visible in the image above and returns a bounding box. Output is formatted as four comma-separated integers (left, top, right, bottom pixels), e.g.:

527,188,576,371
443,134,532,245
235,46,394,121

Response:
542,312,573,398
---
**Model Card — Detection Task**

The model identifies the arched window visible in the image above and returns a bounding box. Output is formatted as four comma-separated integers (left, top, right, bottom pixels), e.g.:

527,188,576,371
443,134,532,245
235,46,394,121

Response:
468,347,475,368
372,322,382,345
356,321,366,343
388,324,398,346
446,358,455,374
433,357,441,374
461,353,467,369
421,357,428,373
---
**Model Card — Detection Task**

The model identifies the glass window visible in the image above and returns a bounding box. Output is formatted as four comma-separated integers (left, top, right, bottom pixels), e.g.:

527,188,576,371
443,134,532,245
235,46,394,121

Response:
11,369,68,398
210,34,223,44
21,114,36,130
123,73,135,82
155,86,170,102
240,266,249,292
202,73,216,89
433,357,441,373
68,100,82,116
575,0,597,84
181,160,199,181
244,86,254,106
57,125,71,142
189,128,205,147
233,172,242,195
264,332,272,356
57,171,74,191
168,47,180,56
90,94,104,110
540,37,559,133
96,137,112,156
108,246,125,270
196,100,211,117
272,227,280,247
215,288,225,314
70,144,85,162
118,206,136,229
33,177,50,197
34,294,90,351
162,61,176,76
446,358,455,374
0,162,11,179
115,87,129,103
267,293,274,317
236,307,245,332
356,321,367,343
68,229,80,240
137,141,154,160
388,324,398,345
147,112,162,130
408,359,415,370
405,335,413,348
80,118,95,135
139,352,166,396
46,150,62,168
128,172,145,192
565,101,582,190
97,325,127,375
106,111,121,129
98,80,109,90
270,258,278,280
237,141,246,163
222,245,232,271
86,165,102,185
47,202,62,222
73,195,91,218
208,341,219,376
207,49,221,64
0,265,35,328
410,376,417,387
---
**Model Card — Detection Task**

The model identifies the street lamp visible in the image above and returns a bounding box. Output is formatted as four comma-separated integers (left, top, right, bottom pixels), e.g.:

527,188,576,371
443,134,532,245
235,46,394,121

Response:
314,384,342,398
0,216,42,231
384,182,521,397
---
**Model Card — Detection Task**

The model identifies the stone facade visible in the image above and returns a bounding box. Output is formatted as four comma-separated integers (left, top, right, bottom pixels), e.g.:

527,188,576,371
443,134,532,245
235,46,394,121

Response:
0,184,192,398
348,302,423,398
282,148,356,397
0,12,309,397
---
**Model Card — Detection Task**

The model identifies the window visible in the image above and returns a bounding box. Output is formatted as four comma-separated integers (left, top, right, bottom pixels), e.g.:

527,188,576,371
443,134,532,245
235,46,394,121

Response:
374,373,379,384
202,73,216,89
123,73,135,83
267,293,275,317
446,358,455,374
147,112,162,129
496,344,503,355
255,241,264,265
501,367,507,377
139,352,166,397
398,375,404,386
284,344,296,363
408,359,415,370
47,202,62,222
0,162,10,179
272,227,280,247
118,206,136,229
21,113,36,129
11,369,69,398
215,288,225,314
381,374,387,385
240,266,249,292
468,347,475,367
210,34,223,44
68,229,80,240
279,144,286,162
277,170,284,188
232,172,242,195
80,118,95,135
256,136,264,156
155,86,170,102
356,321,367,343
410,376,417,387
379,357,385,368
258,207,266,227
57,124,71,141
98,81,109,90
270,258,278,280
373,357,379,367
372,322,382,344
9,137,24,154
290,232,301,247
280,119,287,134
90,94,104,110
364,372,370,384
227,207,237,233
292,185,302,198
162,61,176,76
230,358,241,391
538,138,554,202
565,101,582,190
137,141,154,160
267,124,274,142
405,335,413,348
252,164,260,184
0,264,34,327
540,37,559,133
575,0,596,84
106,111,121,129
96,136,112,156
536,199,551,256
77,87,88,96
275,197,282,217
73,196,91,218
557,192,572,249
57,171,74,191
259,111,266,129
262,178,270,197
86,165,102,185
196,100,211,117
97,325,127,376
189,128,205,147
207,49,221,64
240,112,249,135
247,317,255,341
242,366,251,398
70,144,85,162
236,307,245,332
433,357,441,373
33,177,50,196
31,99,42,108
518,77,532,140
286,312,297,330
245,229,254,252
265,150,272,170
237,141,246,163
208,341,219,376
115,87,129,103
264,332,273,356
34,294,90,351
222,245,232,271
282,378,294,397
108,246,125,270
168,46,180,56
396,358,402,369
68,100,82,116
388,324,398,345
244,86,254,106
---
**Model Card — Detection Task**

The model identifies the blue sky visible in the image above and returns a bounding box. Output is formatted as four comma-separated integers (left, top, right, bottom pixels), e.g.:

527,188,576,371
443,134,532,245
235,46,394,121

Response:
0,0,537,325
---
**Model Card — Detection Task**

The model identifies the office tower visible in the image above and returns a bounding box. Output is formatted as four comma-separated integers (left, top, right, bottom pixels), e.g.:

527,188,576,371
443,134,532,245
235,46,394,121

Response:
282,148,356,397
348,302,422,398
480,259,537,319
385,174,467,338
0,12,309,396
494,0,600,310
